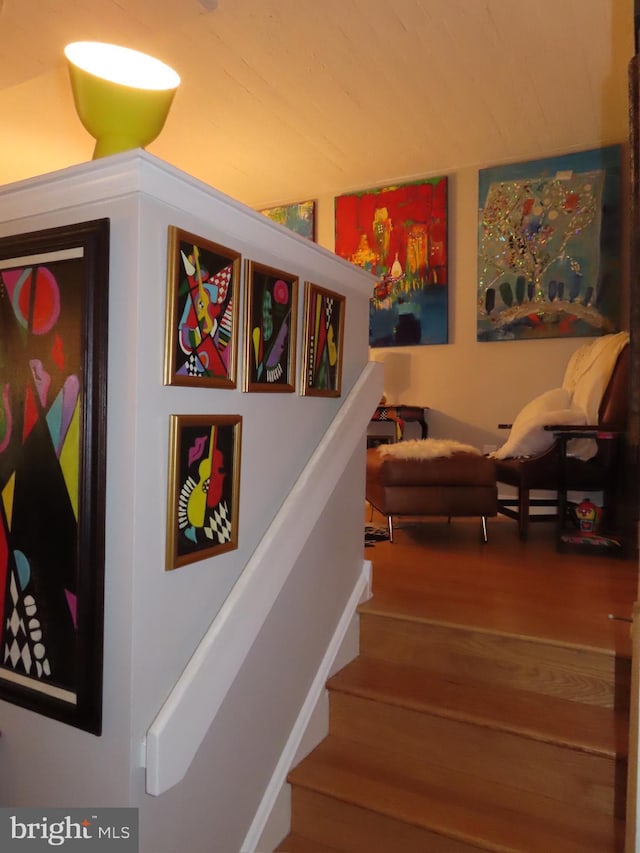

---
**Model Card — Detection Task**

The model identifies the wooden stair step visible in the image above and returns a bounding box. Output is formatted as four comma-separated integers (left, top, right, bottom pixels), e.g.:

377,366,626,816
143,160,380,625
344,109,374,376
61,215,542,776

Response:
289,788,483,853
273,831,342,852
327,656,628,758
287,735,624,852
357,610,630,709
363,572,633,657
327,659,623,818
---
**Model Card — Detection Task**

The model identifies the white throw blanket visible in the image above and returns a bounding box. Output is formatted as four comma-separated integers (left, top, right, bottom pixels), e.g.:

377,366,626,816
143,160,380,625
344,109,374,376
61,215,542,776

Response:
562,331,629,423
561,331,629,460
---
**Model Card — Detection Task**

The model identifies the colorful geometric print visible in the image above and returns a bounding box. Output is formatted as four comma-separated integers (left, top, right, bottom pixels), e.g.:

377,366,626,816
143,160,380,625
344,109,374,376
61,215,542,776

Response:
0,263,82,698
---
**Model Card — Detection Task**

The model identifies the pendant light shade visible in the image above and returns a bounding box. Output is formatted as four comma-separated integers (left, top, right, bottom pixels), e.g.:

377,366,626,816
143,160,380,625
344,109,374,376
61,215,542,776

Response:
64,42,180,159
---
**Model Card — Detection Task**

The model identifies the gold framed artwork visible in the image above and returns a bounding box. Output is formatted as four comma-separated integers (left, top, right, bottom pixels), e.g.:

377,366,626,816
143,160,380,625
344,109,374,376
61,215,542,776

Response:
243,260,298,392
164,227,241,388
300,282,345,397
166,414,242,570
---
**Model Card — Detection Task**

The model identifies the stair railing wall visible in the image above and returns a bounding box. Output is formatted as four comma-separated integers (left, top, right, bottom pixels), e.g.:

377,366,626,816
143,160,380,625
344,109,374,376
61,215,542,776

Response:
144,360,383,796
0,152,377,853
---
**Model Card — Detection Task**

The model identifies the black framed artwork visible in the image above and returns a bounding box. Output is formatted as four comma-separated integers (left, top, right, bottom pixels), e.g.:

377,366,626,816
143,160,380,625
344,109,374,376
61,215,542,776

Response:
0,218,109,734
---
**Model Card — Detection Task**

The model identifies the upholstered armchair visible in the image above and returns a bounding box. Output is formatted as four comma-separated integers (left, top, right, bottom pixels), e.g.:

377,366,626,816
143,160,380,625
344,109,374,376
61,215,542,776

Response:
493,333,630,539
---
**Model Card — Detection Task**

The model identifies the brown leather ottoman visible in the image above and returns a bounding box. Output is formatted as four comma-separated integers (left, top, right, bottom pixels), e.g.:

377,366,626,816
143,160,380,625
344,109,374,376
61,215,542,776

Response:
366,446,497,542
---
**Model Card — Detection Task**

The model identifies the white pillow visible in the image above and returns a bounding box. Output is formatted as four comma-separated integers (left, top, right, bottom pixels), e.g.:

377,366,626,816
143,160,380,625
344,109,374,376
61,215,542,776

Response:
492,387,586,459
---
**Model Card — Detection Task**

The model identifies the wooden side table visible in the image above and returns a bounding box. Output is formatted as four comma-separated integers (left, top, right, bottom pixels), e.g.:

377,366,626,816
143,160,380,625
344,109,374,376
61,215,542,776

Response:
367,405,429,447
547,425,625,555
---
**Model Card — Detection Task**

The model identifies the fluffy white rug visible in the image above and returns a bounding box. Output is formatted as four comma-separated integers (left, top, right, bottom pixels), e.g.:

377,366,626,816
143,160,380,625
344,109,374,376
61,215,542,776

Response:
378,438,481,460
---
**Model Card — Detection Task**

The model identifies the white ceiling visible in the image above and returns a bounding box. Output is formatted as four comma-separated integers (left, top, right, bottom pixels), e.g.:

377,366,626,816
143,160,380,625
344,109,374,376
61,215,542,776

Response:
0,0,634,209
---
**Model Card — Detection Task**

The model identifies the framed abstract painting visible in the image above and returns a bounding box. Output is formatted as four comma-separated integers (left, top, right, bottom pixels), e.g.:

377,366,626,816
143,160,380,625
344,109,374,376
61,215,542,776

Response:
259,200,316,241
0,218,110,734
300,283,345,397
166,414,242,570
477,145,622,341
335,177,448,347
164,227,241,387
242,261,298,393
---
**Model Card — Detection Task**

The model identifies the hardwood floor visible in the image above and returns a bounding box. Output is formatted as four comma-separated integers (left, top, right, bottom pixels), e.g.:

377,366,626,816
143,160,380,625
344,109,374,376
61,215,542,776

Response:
276,512,638,852
365,513,638,657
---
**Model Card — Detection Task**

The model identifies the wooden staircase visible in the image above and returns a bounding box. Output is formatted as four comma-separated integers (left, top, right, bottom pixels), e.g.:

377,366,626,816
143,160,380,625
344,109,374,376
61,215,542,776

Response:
275,521,632,852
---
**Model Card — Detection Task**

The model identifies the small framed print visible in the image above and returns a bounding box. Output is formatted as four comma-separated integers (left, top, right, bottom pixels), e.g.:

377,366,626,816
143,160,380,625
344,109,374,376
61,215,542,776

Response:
300,282,345,397
243,260,298,392
166,415,242,570
164,227,241,388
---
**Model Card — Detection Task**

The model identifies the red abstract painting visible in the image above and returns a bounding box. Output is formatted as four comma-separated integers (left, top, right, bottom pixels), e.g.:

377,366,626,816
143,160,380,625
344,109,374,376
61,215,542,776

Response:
335,177,448,346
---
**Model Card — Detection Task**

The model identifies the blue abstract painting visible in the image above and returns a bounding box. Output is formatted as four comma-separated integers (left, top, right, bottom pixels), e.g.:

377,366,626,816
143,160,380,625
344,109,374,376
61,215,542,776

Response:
477,146,622,341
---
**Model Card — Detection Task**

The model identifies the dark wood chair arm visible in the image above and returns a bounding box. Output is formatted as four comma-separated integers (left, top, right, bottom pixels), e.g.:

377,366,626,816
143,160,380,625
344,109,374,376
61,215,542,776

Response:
543,424,621,439
543,423,599,431
545,424,623,438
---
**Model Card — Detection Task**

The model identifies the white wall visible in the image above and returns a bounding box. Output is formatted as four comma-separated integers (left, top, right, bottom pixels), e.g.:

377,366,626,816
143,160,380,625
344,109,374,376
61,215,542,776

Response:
316,158,630,450
0,152,376,853
134,450,367,853
0,190,138,809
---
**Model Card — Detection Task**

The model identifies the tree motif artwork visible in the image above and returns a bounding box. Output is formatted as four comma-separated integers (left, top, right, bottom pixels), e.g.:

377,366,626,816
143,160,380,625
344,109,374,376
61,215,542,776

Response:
335,178,448,347
477,146,622,341
0,219,109,734
166,415,241,570
164,228,240,388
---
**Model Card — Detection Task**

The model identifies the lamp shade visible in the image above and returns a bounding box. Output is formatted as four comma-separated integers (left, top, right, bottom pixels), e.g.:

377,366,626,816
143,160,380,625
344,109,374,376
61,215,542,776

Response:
64,42,180,159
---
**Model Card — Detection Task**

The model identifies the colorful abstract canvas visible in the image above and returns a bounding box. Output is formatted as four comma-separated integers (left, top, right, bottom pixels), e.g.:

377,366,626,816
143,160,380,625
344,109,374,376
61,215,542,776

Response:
164,227,240,387
335,177,448,347
477,146,622,341
243,261,298,392
300,283,345,397
259,200,316,241
0,219,109,733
